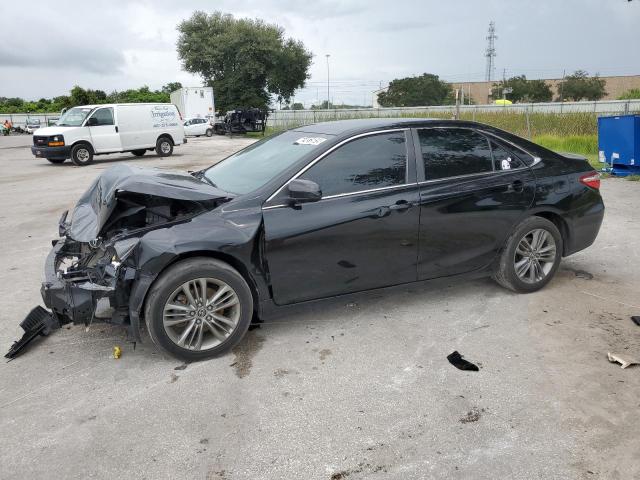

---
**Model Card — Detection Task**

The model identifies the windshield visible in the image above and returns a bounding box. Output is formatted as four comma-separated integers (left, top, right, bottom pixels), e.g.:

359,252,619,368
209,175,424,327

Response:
58,107,94,127
204,131,331,194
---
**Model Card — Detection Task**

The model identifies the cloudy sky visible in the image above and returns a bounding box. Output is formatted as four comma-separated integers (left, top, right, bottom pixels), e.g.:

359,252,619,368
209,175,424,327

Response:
1,0,638,106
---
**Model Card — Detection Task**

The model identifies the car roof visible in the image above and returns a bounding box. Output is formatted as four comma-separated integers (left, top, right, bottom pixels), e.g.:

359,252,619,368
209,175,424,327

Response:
292,117,483,136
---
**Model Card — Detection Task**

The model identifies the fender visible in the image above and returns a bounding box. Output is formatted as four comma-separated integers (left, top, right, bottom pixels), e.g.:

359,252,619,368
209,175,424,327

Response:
126,206,268,339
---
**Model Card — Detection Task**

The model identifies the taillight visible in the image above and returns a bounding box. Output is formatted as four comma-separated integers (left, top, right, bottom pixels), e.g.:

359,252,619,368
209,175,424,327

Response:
579,172,601,190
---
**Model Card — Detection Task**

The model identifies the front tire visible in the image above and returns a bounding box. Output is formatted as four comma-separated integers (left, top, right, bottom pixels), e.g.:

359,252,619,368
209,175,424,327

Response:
132,149,146,157
46,158,66,164
493,216,563,293
206,128,213,137
70,143,93,166
144,258,253,361
155,137,173,157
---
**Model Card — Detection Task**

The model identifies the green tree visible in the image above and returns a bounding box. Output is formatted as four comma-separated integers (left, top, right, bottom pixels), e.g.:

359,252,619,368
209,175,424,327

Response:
377,74,452,107
618,88,640,100
557,70,607,101
162,82,183,95
491,75,553,102
176,11,312,112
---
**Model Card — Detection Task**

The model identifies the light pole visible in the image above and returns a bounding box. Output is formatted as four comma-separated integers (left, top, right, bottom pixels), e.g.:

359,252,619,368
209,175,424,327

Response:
325,54,330,110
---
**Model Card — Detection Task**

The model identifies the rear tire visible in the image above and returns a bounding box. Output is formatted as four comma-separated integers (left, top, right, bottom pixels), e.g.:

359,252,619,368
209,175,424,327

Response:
70,143,93,166
144,258,253,361
132,149,146,157
155,137,173,157
206,128,213,137
493,216,563,293
46,158,66,164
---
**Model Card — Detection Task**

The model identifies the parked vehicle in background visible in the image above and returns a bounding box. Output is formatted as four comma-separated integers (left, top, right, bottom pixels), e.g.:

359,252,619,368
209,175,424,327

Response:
213,108,267,135
20,118,604,361
24,118,42,134
183,117,213,137
170,87,215,120
30,103,185,166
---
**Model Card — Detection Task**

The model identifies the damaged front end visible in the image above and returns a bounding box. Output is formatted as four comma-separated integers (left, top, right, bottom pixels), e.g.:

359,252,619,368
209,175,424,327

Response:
41,234,140,330
6,164,231,358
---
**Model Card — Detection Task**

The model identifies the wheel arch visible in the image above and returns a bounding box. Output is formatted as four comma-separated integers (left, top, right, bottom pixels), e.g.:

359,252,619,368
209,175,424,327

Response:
70,139,94,153
531,210,571,256
138,250,261,323
157,133,175,145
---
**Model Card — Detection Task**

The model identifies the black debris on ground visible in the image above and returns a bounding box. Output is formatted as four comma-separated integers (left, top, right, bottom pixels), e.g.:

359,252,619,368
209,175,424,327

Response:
447,351,479,371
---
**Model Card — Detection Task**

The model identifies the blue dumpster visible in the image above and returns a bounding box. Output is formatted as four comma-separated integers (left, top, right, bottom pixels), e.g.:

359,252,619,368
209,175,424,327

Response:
598,114,640,176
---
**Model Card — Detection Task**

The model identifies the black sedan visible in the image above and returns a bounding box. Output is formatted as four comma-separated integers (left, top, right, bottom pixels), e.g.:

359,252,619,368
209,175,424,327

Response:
8,119,604,361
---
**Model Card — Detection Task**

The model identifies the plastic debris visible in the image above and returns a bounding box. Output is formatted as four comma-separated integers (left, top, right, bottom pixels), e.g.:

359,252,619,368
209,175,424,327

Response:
447,351,479,371
5,306,62,359
112,346,122,359
607,352,639,369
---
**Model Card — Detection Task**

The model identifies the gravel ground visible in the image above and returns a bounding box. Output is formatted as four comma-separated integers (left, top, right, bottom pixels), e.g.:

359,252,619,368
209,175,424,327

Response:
0,134,638,480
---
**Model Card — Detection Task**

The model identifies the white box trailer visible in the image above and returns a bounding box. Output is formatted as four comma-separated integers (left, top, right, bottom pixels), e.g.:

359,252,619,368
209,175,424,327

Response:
170,87,215,122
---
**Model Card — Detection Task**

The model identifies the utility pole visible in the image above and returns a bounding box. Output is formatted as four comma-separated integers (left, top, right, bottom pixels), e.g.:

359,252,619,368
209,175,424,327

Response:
485,21,497,82
325,54,331,110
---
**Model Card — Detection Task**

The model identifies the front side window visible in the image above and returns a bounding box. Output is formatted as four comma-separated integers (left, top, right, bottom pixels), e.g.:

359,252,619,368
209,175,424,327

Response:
419,128,493,180
90,107,114,126
300,131,407,197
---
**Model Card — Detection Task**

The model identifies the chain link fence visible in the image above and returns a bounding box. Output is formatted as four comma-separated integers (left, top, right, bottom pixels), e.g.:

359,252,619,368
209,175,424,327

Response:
0,113,60,129
266,100,640,139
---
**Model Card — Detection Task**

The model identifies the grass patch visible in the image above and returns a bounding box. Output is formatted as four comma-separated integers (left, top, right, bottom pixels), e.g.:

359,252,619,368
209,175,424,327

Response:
532,134,600,169
532,134,598,156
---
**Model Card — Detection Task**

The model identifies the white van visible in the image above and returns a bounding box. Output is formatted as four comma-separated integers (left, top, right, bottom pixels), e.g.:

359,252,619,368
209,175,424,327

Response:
31,103,185,166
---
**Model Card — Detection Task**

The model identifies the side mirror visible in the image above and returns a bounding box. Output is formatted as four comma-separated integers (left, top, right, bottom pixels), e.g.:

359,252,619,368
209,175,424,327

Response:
87,117,98,127
287,179,321,204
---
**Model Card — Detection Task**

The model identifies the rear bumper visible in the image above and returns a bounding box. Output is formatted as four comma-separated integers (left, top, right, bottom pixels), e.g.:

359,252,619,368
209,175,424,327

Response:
31,145,71,160
565,197,605,256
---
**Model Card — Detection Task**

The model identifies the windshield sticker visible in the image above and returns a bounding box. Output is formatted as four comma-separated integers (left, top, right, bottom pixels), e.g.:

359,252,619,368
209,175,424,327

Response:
294,137,327,146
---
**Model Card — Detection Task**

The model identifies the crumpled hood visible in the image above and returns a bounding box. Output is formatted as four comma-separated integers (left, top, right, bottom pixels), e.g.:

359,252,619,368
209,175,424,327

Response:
68,164,230,242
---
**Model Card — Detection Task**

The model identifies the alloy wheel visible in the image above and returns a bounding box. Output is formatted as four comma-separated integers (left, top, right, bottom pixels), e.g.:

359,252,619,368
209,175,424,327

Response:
162,278,241,351
513,228,557,284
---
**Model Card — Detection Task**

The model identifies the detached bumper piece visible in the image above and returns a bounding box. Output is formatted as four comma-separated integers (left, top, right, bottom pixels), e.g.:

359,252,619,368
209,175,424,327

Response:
5,306,63,359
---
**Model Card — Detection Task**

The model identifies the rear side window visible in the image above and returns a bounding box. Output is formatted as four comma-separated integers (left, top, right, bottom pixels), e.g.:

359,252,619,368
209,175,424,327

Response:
300,131,407,197
91,107,114,126
489,140,526,170
419,128,493,180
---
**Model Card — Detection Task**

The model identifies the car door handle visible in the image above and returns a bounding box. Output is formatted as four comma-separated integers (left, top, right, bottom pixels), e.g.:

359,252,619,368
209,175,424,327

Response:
389,200,412,211
115,126,119,133
506,180,524,193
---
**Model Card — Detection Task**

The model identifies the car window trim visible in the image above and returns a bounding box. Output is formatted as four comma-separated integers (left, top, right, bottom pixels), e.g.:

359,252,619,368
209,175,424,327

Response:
264,128,413,207
263,183,414,210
